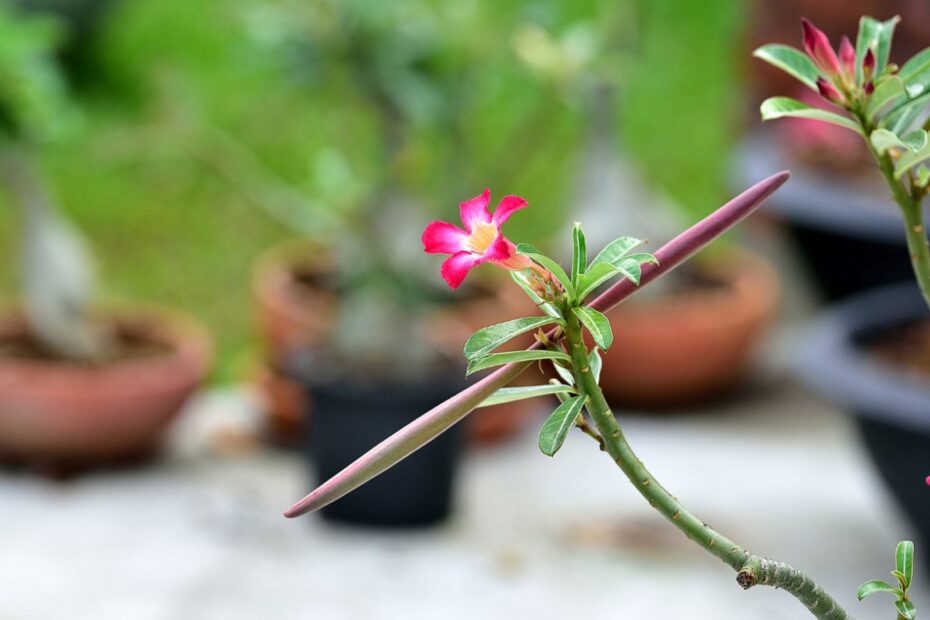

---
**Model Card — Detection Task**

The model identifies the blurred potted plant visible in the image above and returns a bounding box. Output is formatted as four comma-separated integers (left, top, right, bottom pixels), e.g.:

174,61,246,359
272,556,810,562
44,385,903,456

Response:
515,9,779,408
0,5,211,469
242,0,578,459
756,15,930,556
240,0,576,526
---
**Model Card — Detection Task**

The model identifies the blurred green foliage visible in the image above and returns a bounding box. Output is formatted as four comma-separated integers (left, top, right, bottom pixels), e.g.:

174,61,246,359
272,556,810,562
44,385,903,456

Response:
0,0,743,379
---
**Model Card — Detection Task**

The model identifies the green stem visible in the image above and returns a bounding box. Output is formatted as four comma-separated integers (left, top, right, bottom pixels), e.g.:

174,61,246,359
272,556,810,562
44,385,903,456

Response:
858,113,930,309
561,311,853,620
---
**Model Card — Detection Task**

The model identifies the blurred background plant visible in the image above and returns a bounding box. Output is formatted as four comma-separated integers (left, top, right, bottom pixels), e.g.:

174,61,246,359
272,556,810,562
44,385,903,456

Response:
0,2,111,360
0,0,744,378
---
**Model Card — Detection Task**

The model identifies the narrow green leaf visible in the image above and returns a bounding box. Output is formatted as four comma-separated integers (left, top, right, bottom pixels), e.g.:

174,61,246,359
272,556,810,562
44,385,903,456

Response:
589,236,645,270
866,76,906,120
882,90,930,134
856,580,901,601
588,347,602,384
552,361,575,386
891,570,909,591
894,141,930,180
873,129,928,154
900,48,930,85
614,257,643,285
538,395,586,457
573,306,613,351
464,315,560,361
509,270,561,319
901,48,930,81
896,541,915,587
895,599,916,620
571,222,586,289
575,262,621,302
478,384,575,408
752,44,820,91
760,97,863,134
466,349,572,375
516,243,574,298
917,167,930,187
856,16,899,84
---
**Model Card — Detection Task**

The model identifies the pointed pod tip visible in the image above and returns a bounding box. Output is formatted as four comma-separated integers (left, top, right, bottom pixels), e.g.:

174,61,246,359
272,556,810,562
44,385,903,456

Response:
282,494,317,519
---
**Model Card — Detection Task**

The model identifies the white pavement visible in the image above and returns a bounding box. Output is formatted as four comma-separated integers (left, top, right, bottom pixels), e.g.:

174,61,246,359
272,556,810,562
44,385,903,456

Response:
0,379,924,620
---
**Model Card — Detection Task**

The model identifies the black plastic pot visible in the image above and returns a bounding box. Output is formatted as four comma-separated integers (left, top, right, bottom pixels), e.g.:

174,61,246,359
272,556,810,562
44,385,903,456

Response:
733,131,928,300
795,283,930,559
289,353,464,528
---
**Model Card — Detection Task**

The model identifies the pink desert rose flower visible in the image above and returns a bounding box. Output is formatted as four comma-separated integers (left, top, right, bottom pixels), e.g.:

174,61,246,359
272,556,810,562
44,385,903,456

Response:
422,188,533,289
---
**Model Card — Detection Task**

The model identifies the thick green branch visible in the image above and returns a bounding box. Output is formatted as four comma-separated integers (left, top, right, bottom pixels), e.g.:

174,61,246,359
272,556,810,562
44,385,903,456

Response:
561,312,853,620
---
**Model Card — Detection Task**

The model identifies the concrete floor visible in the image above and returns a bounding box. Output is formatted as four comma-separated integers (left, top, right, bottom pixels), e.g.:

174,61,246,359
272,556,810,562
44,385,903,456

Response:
0,377,924,620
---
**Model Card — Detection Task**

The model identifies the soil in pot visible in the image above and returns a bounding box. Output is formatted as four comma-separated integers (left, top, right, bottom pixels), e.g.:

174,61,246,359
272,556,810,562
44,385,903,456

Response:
596,248,779,409
289,352,464,528
0,309,211,470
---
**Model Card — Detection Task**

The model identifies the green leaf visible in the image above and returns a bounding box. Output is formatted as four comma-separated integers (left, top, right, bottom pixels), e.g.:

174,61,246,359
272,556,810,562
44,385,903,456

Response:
464,316,560,362
571,222,586,289
870,128,928,154
899,48,930,86
589,236,645,270
575,262,621,302
538,395,586,457
752,44,820,91
856,580,901,601
466,349,572,376
896,541,915,587
917,167,930,187
760,97,863,134
892,570,909,591
573,306,613,351
895,599,916,620
552,361,575,386
614,257,643,285
509,270,561,319
882,91,930,134
516,243,574,299
894,141,930,180
856,16,900,84
866,76,906,120
478,384,575,408
588,347,602,384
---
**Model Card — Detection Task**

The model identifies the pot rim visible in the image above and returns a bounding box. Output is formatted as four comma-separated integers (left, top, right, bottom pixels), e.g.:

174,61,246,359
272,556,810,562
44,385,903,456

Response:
794,283,930,428
0,302,213,379
732,130,918,244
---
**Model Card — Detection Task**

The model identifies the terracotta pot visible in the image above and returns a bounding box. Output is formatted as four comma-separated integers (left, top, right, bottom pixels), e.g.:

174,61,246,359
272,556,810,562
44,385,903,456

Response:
252,241,542,445
598,248,779,408
0,307,212,465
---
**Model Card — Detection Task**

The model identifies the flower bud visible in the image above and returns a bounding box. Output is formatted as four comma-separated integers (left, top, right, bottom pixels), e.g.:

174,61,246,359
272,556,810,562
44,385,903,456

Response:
839,36,856,80
802,18,843,77
862,48,876,82
816,77,846,105
864,80,875,96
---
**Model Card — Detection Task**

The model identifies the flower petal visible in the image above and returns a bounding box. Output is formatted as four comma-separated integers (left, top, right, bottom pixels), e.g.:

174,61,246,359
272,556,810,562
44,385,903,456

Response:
486,234,534,271
422,220,469,254
492,195,529,226
459,188,492,233
440,251,484,289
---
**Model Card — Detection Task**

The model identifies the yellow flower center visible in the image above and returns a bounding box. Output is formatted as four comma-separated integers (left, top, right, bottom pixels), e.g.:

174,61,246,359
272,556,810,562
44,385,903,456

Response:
464,221,498,254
